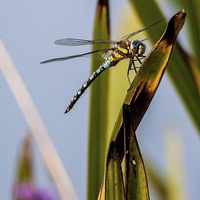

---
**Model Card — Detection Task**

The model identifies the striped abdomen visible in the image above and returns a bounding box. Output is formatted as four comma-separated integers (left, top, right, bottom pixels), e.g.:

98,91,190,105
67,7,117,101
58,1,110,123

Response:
65,60,111,113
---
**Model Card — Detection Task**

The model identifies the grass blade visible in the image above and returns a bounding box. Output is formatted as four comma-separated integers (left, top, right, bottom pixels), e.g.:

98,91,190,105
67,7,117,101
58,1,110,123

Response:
87,0,111,199
123,104,149,200
105,142,125,200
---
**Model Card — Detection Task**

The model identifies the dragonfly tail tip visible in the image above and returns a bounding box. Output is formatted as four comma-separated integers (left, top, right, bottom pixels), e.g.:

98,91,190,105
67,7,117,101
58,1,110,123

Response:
64,108,70,114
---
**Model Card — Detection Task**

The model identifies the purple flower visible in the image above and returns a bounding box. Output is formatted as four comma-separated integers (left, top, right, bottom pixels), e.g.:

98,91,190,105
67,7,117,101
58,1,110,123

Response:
12,183,59,200
12,183,35,199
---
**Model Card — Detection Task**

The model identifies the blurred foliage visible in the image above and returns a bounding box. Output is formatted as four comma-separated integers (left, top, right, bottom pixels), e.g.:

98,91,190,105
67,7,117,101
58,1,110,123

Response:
12,133,59,200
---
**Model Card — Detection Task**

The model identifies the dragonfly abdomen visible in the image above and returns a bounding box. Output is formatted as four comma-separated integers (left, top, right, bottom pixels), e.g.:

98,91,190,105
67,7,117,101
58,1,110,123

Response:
65,60,111,113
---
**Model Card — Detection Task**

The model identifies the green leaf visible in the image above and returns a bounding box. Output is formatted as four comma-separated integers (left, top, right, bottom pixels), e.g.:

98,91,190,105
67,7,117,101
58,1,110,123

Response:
129,0,200,133
87,0,111,199
123,104,149,200
98,142,125,200
105,142,125,200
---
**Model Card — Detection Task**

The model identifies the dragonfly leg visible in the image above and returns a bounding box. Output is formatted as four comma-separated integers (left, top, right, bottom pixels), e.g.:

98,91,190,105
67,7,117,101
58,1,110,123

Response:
127,58,133,85
136,55,146,64
127,55,146,85
134,55,146,70
136,56,142,64
127,58,137,85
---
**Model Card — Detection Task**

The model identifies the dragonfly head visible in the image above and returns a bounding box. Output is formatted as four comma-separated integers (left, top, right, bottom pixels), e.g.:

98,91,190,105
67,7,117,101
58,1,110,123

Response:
130,40,146,56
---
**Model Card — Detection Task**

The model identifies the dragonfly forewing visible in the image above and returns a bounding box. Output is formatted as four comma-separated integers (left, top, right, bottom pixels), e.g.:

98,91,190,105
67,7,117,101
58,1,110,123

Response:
54,38,117,46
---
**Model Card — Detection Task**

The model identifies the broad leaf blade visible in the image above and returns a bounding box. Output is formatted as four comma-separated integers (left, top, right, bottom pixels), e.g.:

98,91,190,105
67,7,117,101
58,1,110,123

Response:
87,0,111,199
110,10,186,158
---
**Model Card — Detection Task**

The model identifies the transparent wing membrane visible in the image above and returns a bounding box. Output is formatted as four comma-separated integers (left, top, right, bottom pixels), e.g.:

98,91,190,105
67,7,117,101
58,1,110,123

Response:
54,38,117,46
54,19,164,47
121,18,165,40
40,48,112,64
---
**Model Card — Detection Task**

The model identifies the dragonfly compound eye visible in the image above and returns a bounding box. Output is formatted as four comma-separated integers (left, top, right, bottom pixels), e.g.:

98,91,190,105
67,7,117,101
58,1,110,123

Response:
130,40,146,56
138,43,146,56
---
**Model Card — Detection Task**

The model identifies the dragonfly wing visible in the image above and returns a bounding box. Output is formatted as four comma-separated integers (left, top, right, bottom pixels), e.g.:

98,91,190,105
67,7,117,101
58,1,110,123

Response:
121,18,165,40
54,38,117,46
40,48,112,64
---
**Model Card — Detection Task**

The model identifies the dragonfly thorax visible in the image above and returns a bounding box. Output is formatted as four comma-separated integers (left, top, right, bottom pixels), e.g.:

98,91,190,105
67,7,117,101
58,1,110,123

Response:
130,40,146,56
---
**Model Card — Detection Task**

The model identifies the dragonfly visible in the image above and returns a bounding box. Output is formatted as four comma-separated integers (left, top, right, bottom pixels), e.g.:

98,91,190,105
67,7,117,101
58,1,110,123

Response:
40,18,164,113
